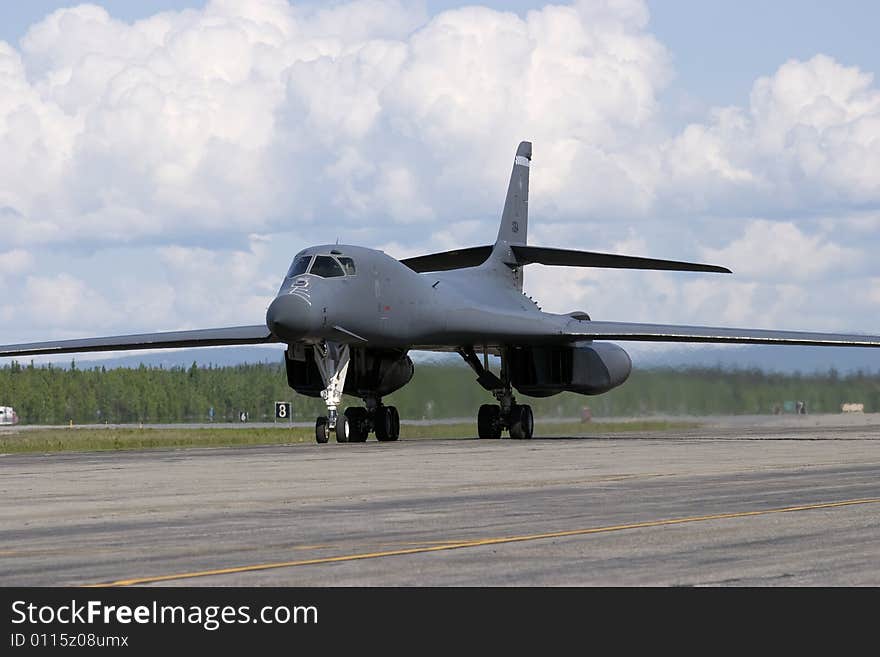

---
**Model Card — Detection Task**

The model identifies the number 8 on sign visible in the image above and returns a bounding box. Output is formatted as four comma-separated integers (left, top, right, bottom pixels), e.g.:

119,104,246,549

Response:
275,401,291,420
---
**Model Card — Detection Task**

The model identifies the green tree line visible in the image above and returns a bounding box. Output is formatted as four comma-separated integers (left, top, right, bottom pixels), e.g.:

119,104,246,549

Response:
1,359,878,425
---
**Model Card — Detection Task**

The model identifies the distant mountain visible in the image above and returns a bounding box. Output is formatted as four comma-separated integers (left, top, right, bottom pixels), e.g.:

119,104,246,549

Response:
630,344,880,375
17,343,880,374
66,346,287,370
50,346,458,370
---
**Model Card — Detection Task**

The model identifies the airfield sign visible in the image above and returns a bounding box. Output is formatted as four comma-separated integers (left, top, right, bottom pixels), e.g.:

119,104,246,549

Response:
275,401,292,423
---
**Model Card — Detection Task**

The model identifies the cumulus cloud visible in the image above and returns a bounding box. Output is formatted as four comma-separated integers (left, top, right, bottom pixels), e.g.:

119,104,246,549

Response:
0,249,32,277
0,0,879,346
0,0,676,250
2,2,879,244
154,234,279,327
23,273,120,329
701,220,862,282
660,55,880,214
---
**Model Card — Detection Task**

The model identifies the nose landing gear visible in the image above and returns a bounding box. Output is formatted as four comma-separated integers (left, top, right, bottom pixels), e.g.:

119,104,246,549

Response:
312,342,400,444
315,416,330,443
337,407,368,443
313,341,350,441
327,403,400,443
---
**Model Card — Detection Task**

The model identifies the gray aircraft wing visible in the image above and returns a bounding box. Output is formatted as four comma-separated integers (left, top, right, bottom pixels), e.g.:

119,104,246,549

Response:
509,246,731,274
400,244,730,274
400,246,493,272
0,325,277,358
565,320,880,347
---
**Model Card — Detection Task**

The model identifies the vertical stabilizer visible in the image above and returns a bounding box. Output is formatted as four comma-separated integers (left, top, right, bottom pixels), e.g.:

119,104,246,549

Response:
496,141,530,249
488,141,530,288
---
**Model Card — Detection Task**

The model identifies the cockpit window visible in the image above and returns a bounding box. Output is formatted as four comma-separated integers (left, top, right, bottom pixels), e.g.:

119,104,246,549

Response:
309,255,345,278
287,255,312,278
337,257,356,276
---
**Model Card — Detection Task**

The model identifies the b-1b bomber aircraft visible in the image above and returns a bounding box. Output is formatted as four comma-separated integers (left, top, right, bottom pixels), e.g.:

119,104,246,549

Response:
3,142,880,442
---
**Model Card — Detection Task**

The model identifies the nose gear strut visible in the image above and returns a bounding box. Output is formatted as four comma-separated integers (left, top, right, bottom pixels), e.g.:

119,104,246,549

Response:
314,341,350,431
312,341,401,444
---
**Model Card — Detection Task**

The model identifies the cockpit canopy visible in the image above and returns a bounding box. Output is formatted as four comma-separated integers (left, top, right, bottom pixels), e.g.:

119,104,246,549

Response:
287,253,357,279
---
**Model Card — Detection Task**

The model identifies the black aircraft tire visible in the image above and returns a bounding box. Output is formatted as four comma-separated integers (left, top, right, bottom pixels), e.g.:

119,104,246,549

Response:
375,407,394,442
315,417,329,444
478,404,501,439
344,407,368,442
335,415,351,443
523,405,534,439
391,406,400,441
509,404,534,439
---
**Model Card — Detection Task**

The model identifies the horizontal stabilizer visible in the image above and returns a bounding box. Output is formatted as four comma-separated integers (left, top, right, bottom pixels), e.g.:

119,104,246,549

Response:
0,325,277,358
510,245,731,274
400,245,493,273
400,244,730,274
566,320,880,347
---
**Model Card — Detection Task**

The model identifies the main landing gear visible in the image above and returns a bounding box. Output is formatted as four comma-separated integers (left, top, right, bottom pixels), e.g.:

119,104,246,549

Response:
312,342,400,444
459,346,534,440
477,400,534,440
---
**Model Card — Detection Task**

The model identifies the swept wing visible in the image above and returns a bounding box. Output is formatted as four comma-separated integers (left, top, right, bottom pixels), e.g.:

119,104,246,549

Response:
509,245,730,274
564,320,880,347
0,325,277,358
400,244,730,274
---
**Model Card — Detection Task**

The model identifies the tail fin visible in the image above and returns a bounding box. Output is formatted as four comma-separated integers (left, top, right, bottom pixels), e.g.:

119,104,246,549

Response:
488,141,530,289
496,141,530,250
397,140,731,279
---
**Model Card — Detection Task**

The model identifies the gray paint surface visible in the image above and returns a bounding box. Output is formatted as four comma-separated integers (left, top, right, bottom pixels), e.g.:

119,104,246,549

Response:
2,414,878,586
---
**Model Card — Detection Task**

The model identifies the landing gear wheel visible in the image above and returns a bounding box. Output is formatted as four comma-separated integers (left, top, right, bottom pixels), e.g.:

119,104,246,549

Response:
508,404,534,439
344,407,369,442
388,406,400,441
375,406,398,442
335,414,351,443
315,416,329,444
477,404,502,439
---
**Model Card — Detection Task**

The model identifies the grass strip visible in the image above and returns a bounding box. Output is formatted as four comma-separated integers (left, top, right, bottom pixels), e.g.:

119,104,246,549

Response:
0,420,699,454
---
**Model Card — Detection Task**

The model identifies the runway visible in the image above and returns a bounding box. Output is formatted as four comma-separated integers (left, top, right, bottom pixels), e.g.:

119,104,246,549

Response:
1,416,879,586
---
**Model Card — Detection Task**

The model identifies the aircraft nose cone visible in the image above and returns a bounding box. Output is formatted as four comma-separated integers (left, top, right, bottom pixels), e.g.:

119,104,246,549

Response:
266,293,313,342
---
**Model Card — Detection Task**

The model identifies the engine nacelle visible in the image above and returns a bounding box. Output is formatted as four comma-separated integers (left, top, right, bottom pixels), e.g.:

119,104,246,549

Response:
508,341,632,397
285,346,414,398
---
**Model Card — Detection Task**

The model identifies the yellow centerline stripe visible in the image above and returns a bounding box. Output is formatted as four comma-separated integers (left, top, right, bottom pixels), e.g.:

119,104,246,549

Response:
89,497,880,587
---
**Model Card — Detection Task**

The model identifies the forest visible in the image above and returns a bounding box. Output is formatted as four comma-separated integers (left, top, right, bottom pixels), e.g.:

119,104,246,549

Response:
1,359,878,425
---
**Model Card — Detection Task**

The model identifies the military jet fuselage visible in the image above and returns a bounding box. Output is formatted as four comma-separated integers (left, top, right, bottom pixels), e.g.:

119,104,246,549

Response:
266,241,634,441
269,244,604,346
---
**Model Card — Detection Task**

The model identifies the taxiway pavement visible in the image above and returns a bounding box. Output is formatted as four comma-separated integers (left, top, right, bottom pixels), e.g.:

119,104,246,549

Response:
2,415,879,586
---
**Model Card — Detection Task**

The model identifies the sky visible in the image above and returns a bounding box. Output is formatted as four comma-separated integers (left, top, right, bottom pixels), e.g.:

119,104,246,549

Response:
1,0,879,365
